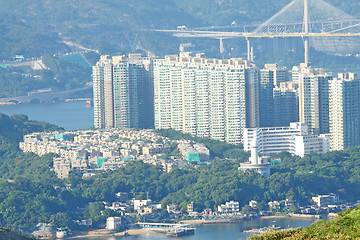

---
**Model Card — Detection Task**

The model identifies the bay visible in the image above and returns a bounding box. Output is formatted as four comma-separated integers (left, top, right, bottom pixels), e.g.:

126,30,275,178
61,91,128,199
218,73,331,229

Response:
74,217,317,240
0,101,94,130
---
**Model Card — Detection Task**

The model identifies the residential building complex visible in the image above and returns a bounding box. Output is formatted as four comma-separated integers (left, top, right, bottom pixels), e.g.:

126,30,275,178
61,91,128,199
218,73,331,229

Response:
20,129,210,178
217,201,240,213
178,143,210,163
295,63,331,135
273,82,299,127
312,194,340,207
93,54,153,129
330,73,360,150
91,53,360,152
244,122,330,157
106,217,122,230
259,64,288,127
153,53,259,144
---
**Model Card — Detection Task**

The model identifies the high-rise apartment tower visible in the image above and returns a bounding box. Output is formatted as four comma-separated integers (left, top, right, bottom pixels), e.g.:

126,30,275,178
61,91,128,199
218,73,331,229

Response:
294,63,331,135
93,54,153,129
153,53,259,144
259,63,288,127
329,73,360,150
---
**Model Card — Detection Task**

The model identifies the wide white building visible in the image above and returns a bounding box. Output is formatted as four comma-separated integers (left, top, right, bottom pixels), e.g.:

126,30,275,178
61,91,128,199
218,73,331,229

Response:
106,217,122,230
217,201,240,213
244,122,330,157
239,138,271,176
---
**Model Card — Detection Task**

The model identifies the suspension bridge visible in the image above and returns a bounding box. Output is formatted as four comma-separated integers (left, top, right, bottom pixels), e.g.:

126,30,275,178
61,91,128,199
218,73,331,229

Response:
151,0,360,64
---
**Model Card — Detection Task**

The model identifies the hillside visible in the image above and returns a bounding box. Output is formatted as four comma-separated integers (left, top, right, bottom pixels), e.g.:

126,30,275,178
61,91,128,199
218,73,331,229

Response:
0,113,62,143
250,206,360,239
1,0,360,98
0,228,35,240
1,0,359,59
0,113,63,181
0,115,360,231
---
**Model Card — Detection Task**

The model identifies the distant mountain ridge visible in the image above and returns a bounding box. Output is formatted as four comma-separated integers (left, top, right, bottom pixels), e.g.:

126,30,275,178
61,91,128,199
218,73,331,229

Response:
1,0,360,99
1,0,359,59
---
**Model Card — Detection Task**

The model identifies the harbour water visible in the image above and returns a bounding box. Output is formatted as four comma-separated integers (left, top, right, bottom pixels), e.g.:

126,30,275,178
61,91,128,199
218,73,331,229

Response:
75,217,318,240
0,101,94,130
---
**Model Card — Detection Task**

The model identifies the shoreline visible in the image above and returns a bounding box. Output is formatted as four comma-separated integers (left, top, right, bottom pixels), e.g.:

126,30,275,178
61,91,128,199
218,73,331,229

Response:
179,213,317,225
66,214,320,239
261,214,321,220
66,228,166,239
259,215,290,219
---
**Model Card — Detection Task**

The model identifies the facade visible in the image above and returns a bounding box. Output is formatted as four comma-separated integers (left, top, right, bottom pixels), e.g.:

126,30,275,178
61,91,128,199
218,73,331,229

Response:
20,129,175,178
259,64,288,127
187,202,194,212
294,134,330,157
53,158,70,179
244,122,330,157
177,143,210,163
239,138,271,176
153,53,259,144
134,199,152,211
312,194,339,207
106,217,122,230
273,82,299,127
217,201,240,213
329,73,360,150
249,200,258,209
295,63,331,135
93,54,153,129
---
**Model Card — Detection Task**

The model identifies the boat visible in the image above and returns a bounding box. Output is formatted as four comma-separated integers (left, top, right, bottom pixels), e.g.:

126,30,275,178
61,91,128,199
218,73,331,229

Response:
166,227,195,237
86,99,93,107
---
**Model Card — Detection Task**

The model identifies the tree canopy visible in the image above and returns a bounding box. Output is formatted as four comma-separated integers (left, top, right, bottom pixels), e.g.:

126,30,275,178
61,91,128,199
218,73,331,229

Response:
250,206,360,239
0,113,360,231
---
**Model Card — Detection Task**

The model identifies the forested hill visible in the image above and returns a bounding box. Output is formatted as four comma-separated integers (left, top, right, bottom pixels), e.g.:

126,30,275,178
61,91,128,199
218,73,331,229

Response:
0,113,63,180
250,206,360,239
0,113,360,232
0,228,35,240
1,0,360,98
1,0,359,59
0,113,63,143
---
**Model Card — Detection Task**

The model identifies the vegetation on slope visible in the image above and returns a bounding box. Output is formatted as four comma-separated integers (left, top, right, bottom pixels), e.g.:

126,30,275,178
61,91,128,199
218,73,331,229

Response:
0,54,92,98
1,114,360,232
0,0,359,59
0,228,35,240
156,128,247,159
1,0,360,97
250,206,360,239
0,113,62,143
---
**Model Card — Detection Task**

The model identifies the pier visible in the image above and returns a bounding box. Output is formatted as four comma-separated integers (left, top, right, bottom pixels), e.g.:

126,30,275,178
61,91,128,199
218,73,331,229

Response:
136,222,192,229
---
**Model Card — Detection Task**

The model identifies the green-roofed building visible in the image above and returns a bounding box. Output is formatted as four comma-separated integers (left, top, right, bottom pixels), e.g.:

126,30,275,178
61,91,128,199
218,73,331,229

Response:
187,152,200,163
271,159,282,165
97,158,106,167
55,134,71,141
122,156,131,162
